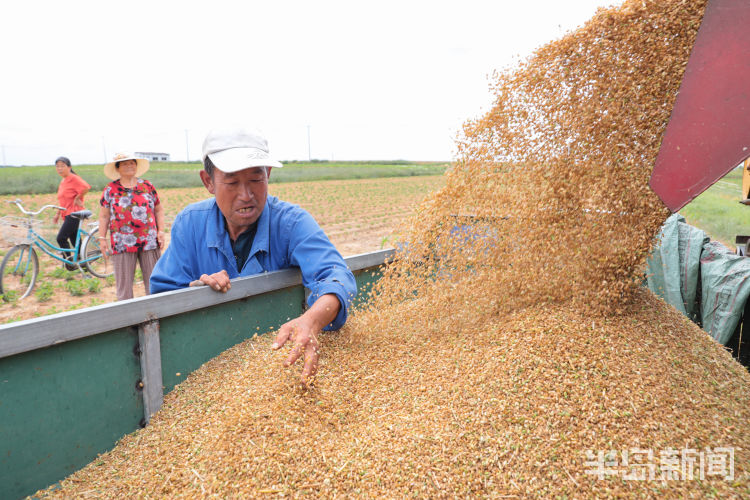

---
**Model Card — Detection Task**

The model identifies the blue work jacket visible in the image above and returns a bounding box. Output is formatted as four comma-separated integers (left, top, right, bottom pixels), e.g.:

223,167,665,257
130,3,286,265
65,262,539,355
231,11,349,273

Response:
149,196,356,330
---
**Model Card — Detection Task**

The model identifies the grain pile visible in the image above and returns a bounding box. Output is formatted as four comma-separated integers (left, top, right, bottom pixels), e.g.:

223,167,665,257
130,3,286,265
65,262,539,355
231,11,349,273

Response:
40,0,750,498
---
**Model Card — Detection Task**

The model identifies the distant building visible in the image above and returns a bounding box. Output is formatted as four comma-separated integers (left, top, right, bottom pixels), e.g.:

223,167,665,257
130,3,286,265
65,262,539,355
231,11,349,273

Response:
135,152,170,162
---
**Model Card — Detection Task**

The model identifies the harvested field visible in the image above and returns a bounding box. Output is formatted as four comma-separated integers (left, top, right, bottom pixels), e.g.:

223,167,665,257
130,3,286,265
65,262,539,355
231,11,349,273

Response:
37,0,750,497
0,175,444,323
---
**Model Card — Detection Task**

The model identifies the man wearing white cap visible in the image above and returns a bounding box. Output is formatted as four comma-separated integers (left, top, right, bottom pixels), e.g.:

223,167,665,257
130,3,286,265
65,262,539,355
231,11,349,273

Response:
149,128,356,384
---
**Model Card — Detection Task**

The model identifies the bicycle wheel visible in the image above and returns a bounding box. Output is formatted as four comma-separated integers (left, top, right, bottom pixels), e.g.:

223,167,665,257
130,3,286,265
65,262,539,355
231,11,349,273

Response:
81,228,113,278
0,244,39,300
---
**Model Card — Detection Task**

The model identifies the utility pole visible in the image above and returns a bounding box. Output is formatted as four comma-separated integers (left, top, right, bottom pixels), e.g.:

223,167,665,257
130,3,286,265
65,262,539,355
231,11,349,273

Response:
102,137,107,162
185,129,190,162
1,145,5,166
307,125,311,161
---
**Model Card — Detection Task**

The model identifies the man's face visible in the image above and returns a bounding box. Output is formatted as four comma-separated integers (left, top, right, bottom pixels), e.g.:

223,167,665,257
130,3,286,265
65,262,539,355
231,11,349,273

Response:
200,166,270,239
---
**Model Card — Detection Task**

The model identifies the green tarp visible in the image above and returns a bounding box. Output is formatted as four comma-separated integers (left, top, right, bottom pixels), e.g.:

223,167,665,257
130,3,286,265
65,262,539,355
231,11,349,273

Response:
646,213,750,345
646,214,707,323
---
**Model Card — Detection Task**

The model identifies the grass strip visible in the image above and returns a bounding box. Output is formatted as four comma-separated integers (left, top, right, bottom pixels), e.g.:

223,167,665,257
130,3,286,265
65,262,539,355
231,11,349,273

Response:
0,161,448,195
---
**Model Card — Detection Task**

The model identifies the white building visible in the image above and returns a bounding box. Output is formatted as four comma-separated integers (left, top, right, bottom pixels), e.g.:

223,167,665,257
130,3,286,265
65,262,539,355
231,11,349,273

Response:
135,152,170,162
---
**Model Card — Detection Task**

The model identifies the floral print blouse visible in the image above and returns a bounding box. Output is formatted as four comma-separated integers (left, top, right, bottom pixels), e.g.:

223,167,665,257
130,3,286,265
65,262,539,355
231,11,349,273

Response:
100,178,161,254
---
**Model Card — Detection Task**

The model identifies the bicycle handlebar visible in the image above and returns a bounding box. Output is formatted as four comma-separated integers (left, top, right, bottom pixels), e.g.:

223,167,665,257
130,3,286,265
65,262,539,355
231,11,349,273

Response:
7,198,65,216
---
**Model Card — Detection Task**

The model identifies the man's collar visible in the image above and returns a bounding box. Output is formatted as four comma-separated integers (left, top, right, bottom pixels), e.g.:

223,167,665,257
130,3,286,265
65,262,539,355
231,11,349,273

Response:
250,197,271,255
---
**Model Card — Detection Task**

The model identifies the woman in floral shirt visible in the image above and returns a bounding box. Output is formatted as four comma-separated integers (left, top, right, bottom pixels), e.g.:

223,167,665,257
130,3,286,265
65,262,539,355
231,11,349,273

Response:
98,153,166,300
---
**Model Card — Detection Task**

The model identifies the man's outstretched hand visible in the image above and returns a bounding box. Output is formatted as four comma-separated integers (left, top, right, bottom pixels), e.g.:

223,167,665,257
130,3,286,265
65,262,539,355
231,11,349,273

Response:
272,294,341,386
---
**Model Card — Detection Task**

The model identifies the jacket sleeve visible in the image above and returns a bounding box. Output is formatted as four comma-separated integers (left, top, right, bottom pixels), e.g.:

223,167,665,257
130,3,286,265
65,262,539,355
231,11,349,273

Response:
287,211,357,330
149,211,197,293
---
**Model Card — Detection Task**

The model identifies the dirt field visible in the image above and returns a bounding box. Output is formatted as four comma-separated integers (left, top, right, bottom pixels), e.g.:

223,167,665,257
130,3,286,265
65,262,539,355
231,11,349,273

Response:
0,175,444,324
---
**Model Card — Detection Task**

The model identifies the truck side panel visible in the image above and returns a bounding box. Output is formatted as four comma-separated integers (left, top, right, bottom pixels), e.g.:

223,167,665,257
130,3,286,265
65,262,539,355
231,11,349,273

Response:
0,262,385,499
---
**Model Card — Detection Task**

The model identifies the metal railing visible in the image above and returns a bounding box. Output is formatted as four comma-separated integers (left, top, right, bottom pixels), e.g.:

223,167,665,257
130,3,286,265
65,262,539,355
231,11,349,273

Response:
0,249,393,358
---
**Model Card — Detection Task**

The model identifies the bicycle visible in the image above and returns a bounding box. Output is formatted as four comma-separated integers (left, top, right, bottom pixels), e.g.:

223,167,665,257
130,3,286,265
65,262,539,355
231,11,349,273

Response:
0,199,113,300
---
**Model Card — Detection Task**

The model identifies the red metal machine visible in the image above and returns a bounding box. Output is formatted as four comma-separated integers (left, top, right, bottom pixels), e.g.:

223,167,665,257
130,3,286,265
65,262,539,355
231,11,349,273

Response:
649,0,750,212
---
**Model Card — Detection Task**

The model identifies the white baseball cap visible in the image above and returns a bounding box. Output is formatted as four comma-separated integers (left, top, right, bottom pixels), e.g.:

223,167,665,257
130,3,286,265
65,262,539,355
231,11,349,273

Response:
202,128,283,172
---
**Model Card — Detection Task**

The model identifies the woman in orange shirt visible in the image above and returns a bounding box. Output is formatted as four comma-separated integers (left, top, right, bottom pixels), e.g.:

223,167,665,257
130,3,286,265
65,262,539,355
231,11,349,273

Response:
53,156,91,267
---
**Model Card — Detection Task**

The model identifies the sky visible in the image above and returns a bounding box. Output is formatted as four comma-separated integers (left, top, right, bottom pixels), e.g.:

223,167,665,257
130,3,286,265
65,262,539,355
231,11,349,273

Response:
0,0,619,166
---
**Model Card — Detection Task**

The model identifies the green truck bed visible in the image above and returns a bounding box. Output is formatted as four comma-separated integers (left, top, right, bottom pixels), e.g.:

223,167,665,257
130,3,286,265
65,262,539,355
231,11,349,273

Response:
0,249,392,499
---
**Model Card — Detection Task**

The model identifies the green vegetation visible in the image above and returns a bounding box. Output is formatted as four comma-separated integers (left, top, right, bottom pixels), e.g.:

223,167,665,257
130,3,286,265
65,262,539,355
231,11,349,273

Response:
64,280,86,296
1,290,19,303
50,267,71,279
0,161,449,195
53,268,77,281
34,282,54,302
680,166,749,247
84,278,102,293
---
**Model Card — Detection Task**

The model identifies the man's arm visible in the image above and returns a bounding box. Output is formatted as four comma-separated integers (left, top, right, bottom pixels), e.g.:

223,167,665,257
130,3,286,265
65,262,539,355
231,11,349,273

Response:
149,212,202,293
270,210,356,385
287,212,357,330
